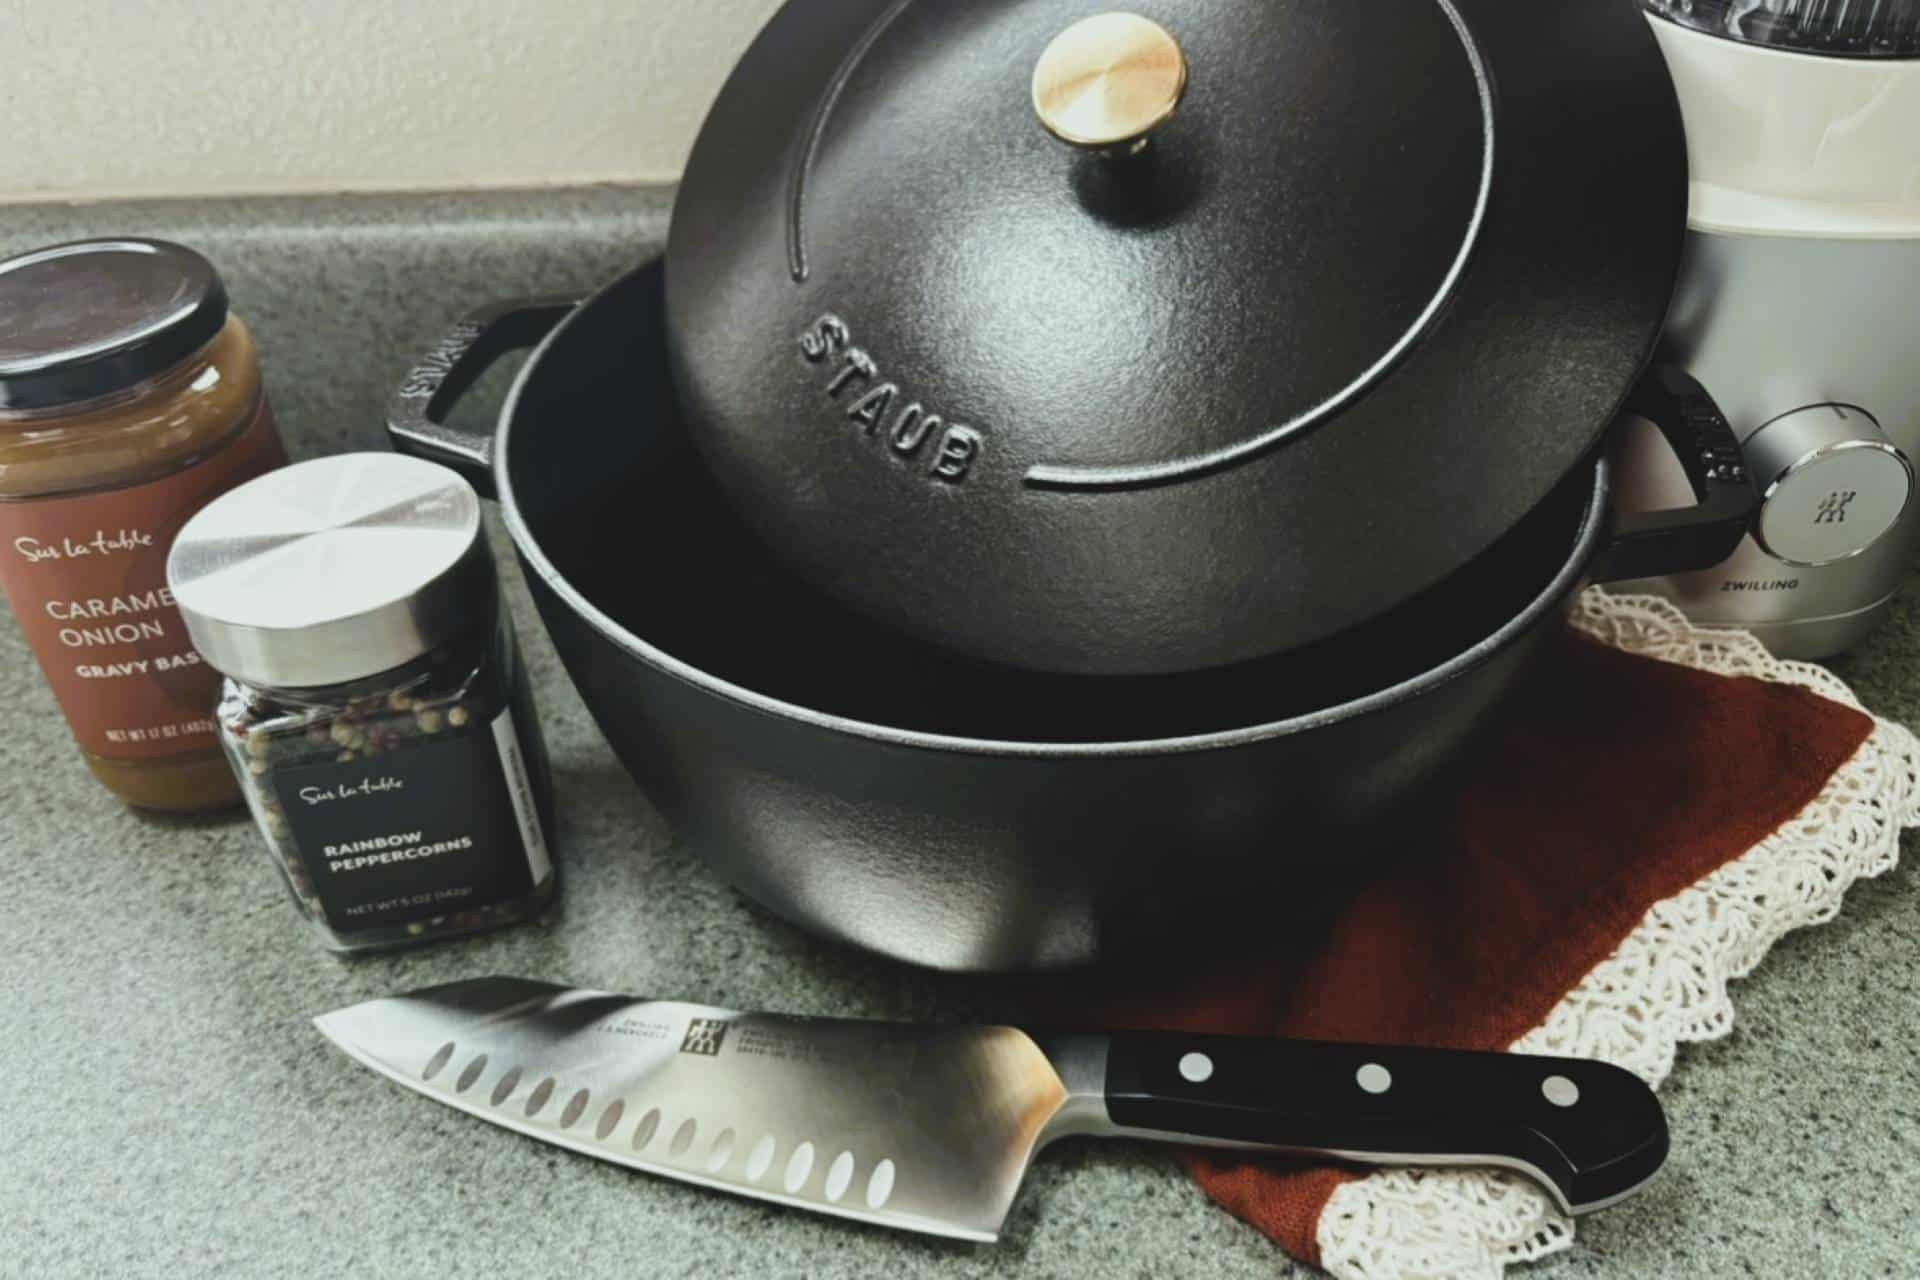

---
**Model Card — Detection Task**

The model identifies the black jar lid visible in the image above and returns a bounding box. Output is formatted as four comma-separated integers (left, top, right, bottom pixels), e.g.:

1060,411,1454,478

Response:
0,238,230,412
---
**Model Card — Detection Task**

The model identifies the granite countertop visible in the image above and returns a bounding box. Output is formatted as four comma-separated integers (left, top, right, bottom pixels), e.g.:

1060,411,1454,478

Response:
1,191,1915,1279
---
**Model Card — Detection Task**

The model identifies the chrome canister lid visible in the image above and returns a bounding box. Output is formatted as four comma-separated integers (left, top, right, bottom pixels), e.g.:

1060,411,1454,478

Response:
1642,0,1920,57
168,453,492,689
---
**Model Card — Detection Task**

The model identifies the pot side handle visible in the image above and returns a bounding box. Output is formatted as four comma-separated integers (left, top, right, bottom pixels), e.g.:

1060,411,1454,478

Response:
1593,366,1757,583
386,297,581,497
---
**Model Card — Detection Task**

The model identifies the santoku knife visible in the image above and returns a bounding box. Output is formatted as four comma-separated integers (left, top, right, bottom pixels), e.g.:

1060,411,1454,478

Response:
315,977,1668,1242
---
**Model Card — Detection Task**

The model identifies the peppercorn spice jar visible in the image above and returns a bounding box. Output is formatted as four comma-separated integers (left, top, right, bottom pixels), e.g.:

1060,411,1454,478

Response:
0,238,287,810
166,453,557,952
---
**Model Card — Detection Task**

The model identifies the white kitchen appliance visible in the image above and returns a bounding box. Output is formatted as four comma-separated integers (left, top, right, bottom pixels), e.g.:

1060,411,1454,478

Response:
1616,0,1920,658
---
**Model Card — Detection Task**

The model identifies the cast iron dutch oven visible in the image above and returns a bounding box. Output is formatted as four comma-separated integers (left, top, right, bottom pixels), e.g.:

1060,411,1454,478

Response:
384,0,1760,969
661,0,1751,675
388,259,1749,971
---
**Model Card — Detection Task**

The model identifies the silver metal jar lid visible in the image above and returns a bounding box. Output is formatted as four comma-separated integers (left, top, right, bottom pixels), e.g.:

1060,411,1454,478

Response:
168,453,492,690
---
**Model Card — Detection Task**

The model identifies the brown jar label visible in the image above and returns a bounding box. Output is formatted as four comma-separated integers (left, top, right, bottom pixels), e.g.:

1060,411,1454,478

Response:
0,403,286,761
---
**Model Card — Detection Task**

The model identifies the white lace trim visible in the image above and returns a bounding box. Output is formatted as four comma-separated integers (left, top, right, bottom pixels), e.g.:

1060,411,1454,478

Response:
1314,592,1920,1280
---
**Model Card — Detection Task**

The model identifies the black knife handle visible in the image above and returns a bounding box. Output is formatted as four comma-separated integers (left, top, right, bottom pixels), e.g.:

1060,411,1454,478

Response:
1103,1033,1667,1214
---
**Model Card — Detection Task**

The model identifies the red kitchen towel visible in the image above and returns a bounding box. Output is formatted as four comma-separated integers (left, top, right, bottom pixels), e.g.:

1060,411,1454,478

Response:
1049,592,1918,1279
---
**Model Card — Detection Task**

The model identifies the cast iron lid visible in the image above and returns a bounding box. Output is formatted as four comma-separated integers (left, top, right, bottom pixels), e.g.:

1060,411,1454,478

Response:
668,0,1689,673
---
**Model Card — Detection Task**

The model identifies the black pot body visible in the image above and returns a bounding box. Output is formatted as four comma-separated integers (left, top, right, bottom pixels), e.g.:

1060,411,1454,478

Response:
528,573,1563,969
486,265,1598,971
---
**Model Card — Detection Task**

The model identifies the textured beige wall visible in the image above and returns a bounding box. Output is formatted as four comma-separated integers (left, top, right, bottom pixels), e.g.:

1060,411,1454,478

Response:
0,0,785,203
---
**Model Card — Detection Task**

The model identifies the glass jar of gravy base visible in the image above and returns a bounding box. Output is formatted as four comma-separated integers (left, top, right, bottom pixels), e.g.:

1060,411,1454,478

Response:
168,454,557,953
0,238,286,810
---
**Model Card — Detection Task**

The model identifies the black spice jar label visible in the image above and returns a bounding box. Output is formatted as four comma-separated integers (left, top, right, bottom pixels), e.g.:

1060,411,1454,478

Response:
270,710,551,935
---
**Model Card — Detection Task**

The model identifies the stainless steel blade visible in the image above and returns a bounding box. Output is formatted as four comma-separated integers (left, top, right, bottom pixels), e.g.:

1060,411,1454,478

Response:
314,977,1076,1242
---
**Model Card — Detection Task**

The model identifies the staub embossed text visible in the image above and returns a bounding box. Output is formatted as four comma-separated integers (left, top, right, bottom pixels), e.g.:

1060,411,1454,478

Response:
799,314,982,485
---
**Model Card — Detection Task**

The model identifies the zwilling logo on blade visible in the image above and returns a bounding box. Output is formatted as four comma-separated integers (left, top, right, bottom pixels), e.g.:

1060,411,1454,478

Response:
681,1019,729,1056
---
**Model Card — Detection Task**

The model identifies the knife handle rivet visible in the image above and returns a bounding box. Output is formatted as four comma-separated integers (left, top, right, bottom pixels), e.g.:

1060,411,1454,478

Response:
1178,1052,1215,1084
1542,1075,1581,1108
1356,1063,1393,1095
